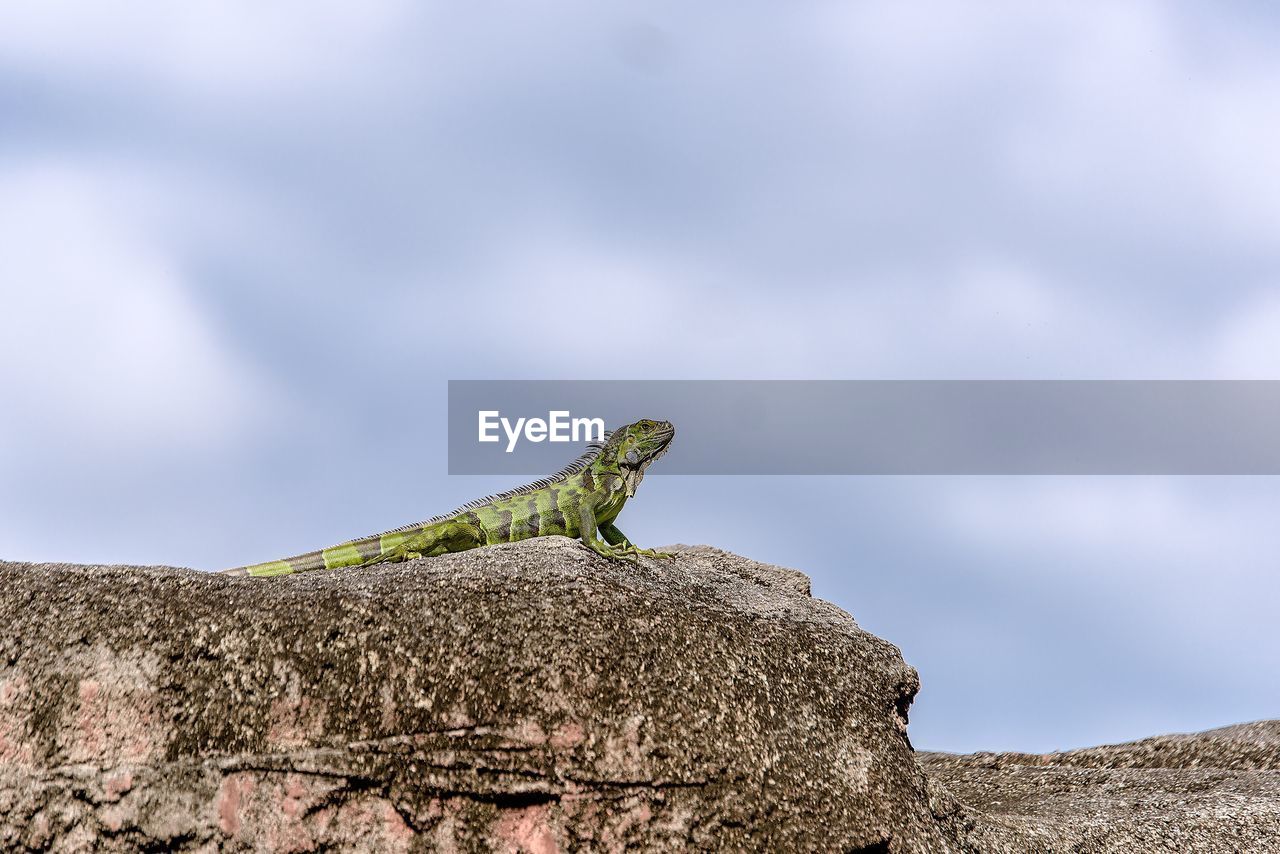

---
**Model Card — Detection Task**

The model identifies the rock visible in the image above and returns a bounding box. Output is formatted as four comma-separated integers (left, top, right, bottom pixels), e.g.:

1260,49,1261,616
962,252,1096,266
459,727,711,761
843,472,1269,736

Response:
0,539,955,852
7,538,1277,852
920,722,1280,852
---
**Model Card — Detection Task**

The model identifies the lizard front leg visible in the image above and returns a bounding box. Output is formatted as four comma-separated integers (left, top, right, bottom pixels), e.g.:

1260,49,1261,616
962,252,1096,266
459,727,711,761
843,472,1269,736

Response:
578,503,635,561
599,522,673,559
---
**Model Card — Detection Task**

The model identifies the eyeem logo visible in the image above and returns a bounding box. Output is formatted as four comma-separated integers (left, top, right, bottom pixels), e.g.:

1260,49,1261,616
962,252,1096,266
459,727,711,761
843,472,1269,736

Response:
478,410,606,453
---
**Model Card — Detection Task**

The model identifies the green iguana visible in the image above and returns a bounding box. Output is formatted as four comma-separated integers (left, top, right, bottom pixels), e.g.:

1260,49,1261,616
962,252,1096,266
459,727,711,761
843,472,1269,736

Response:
221,419,674,577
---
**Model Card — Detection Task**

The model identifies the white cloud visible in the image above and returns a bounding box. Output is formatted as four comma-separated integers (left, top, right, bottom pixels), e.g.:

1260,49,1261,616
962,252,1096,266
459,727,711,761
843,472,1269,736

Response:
349,0,1278,383
816,0,1280,254
0,0,414,101
924,474,1280,686
0,162,268,457
1000,2,1280,248
425,229,1196,380
1210,291,1280,379
935,477,1277,580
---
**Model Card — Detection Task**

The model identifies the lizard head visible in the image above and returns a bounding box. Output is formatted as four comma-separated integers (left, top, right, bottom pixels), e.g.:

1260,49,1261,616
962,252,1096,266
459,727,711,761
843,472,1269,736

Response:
603,419,674,494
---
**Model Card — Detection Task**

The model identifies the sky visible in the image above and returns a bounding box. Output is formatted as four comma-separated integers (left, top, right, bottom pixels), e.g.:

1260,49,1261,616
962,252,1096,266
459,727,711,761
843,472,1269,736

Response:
2,1,1279,753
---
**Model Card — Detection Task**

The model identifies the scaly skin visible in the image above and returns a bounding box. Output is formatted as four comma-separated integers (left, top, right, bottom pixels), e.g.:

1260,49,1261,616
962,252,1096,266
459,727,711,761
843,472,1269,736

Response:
222,419,675,577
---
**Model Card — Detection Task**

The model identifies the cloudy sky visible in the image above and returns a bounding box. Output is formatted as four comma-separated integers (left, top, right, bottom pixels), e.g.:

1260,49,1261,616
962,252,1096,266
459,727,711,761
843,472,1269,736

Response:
2,1,1279,753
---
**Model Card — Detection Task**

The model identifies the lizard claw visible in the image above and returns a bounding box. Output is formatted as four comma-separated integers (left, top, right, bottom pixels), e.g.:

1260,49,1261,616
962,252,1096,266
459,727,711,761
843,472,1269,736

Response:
606,543,673,561
586,541,642,563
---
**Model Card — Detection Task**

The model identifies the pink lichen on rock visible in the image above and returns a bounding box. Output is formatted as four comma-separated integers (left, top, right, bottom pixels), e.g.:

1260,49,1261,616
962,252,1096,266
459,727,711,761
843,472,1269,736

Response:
267,694,329,749
585,797,656,854
217,772,255,837
99,806,125,833
325,796,416,852
63,650,162,765
104,770,134,801
549,721,586,750
493,803,559,854
0,677,21,704
382,801,415,843
280,775,308,819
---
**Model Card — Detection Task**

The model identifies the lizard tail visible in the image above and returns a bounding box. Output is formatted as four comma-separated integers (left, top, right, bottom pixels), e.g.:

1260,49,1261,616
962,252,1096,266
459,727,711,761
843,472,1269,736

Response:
220,520,473,578
219,543,373,578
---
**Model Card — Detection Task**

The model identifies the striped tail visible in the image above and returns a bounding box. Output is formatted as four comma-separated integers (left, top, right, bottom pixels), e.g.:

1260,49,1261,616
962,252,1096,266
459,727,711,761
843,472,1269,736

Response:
220,532,405,578
220,549,334,577
220,508,496,577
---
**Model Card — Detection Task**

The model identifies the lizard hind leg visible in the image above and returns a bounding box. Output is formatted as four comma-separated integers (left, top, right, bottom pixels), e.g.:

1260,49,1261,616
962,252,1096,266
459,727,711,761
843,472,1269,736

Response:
425,520,485,557
374,520,484,564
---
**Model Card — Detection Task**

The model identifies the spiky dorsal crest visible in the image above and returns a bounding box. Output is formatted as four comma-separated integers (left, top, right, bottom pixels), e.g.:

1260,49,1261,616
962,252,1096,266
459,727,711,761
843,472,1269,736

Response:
369,432,614,536
447,431,613,513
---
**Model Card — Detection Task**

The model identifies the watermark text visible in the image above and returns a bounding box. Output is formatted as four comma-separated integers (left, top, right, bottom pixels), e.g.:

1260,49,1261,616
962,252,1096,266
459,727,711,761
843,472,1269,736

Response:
478,410,605,453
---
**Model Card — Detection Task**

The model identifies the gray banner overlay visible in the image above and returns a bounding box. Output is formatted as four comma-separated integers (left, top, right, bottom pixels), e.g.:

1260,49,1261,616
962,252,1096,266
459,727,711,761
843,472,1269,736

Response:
448,381,1280,475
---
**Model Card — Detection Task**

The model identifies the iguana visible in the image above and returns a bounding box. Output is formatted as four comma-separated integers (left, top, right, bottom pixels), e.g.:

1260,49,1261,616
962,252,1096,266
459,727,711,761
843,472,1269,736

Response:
221,419,675,577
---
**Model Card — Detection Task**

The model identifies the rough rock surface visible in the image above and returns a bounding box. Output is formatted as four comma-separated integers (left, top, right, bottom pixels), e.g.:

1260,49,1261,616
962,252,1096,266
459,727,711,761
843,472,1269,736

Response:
0,539,954,852
4,538,1278,852
920,721,1280,852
